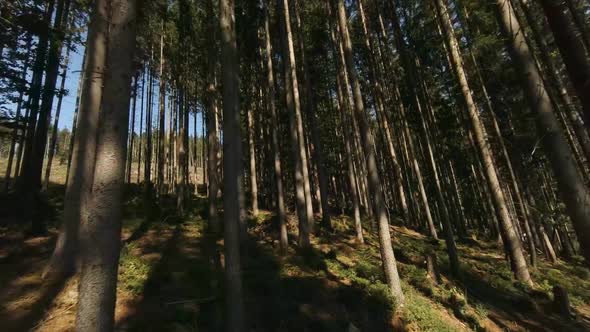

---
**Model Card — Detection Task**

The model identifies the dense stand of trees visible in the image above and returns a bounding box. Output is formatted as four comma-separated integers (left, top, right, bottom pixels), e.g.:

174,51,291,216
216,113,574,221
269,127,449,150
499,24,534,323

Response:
1,0,590,329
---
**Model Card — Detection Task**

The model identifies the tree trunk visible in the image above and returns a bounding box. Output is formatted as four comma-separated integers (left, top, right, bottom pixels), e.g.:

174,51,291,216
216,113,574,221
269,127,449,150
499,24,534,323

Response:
462,28,537,265
206,0,220,232
219,0,245,330
279,0,311,247
496,0,590,266
17,0,56,234
357,0,408,226
247,100,259,216
264,0,288,253
539,0,590,134
334,0,404,304
43,1,106,279
566,0,590,50
517,0,590,164
18,0,55,192
157,24,166,196
76,0,136,328
337,62,364,243
144,64,154,215
65,48,87,186
176,90,188,216
137,71,145,183
434,0,532,285
293,0,331,229
3,35,32,191
44,38,72,189
29,0,71,197
126,74,138,184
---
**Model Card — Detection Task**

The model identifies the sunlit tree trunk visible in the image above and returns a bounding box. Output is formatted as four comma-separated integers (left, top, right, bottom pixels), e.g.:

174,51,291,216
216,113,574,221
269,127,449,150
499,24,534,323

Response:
357,0,408,225
247,98,259,216
329,17,364,242
334,0,404,303
435,0,532,284
279,0,311,247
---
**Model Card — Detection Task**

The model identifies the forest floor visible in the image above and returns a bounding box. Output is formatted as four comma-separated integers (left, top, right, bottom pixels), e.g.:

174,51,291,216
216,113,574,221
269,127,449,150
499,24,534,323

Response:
1,170,590,331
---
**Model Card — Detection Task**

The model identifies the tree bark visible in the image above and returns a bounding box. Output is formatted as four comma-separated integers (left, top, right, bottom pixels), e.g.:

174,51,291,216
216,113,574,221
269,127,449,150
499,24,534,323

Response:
434,0,532,285
517,0,590,164
30,0,71,196
144,63,154,215
65,48,87,187
279,0,311,247
76,0,136,328
247,99,259,216
43,1,106,279
219,0,245,330
334,0,404,303
292,0,331,229
539,0,590,134
137,70,145,183
126,74,138,184
3,35,32,191
18,0,55,193
157,24,166,196
495,0,590,266
264,0,288,253
206,0,220,232
357,0,408,226
44,39,72,189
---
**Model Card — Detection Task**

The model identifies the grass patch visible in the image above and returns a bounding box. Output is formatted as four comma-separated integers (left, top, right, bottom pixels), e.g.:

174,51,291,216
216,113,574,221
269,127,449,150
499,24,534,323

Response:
118,242,150,294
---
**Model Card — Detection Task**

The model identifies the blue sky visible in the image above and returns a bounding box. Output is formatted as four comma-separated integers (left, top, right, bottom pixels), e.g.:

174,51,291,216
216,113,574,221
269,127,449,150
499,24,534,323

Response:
58,43,84,131
20,40,204,138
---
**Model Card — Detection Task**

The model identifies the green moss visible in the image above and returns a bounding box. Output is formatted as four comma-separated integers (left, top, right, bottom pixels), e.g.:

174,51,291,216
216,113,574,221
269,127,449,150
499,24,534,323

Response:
354,259,382,282
118,243,150,294
366,281,396,314
402,286,462,332
531,261,590,306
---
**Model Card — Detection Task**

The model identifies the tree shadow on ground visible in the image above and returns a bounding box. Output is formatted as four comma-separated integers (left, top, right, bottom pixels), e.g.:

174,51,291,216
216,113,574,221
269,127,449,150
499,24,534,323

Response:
0,229,68,331
400,234,590,331
458,269,590,332
0,275,68,331
117,203,394,331
116,219,222,331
